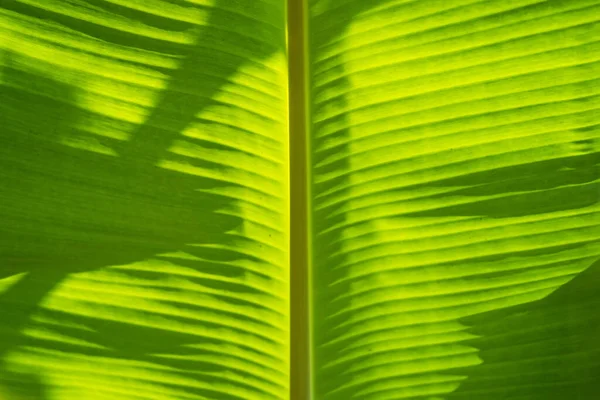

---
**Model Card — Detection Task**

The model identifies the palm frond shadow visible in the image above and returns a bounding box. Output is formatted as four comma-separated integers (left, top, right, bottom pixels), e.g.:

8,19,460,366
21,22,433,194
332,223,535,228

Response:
444,259,600,400
401,143,600,218
0,1,281,397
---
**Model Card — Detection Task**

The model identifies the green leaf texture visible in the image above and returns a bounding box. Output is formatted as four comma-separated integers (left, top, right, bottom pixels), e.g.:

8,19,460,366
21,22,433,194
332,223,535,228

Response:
0,1,289,399
2,0,600,399
309,1,600,399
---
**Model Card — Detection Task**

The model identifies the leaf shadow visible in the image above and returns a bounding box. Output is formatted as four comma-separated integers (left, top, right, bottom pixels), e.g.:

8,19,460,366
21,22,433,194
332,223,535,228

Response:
444,259,600,400
0,1,282,398
400,140,600,218
0,369,47,400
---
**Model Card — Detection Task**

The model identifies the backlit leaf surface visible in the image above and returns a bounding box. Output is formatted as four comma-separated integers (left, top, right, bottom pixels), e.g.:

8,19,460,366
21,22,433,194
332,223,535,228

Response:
309,1,600,399
0,1,289,399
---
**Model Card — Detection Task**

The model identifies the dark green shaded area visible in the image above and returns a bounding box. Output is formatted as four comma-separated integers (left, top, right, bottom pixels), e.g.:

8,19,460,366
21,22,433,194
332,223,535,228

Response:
0,49,243,400
447,259,600,400
394,128,600,218
0,0,284,397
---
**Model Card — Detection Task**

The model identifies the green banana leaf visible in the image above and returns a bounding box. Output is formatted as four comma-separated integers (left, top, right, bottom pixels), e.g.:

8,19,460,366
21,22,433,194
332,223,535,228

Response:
0,1,289,399
0,0,598,399
309,1,599,399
